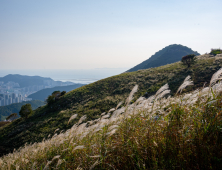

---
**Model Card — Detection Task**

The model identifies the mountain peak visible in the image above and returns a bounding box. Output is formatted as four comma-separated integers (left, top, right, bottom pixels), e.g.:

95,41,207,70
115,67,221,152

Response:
127,44,200,72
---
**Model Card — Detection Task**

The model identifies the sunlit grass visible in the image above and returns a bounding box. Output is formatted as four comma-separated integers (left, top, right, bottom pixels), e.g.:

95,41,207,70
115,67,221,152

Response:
1,68,222,169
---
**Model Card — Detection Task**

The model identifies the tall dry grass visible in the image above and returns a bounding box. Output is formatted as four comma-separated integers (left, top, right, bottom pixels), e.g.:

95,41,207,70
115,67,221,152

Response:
1,69,222,169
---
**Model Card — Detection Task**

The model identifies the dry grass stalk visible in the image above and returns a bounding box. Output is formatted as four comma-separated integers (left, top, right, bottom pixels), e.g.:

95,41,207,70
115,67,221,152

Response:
210,68,222,86
68,114,78,124
77,115,87,125
176,75,194,94
116,101,123,109
125,85,138,106
1,68,222,169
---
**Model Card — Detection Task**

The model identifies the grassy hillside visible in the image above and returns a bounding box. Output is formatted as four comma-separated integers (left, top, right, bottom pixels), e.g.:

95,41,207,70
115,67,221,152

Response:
0,60,222,169
28,84,85,101
0,100,45,121
0,56,221,157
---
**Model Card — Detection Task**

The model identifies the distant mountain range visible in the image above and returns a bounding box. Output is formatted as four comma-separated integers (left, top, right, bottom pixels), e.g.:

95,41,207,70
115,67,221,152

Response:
0,100,44,121
28,84,86,101
0,74,73,88
127,44,200,72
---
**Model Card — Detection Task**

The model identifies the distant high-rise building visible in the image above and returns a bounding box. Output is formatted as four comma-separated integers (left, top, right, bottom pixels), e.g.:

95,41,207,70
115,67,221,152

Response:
15,97,19,103
8,98,12,105
5,94,9,100
12,93,16,99
1,99,5,106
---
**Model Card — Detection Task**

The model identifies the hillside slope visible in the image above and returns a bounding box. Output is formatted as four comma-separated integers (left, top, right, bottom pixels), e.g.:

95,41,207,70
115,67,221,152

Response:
127,44,200,72
0,56,221,156
28,84,85,101
0,100,45,121
1,68,222,169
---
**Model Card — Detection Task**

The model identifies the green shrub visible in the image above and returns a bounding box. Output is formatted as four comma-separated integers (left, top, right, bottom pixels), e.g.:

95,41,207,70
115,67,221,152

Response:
19,104,33,119
181,54,196,67
210,48,222,56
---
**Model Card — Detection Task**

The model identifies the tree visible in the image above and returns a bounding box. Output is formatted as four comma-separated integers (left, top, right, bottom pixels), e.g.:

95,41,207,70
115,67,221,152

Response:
181,54,196,67
46,95,55,105
19,104,33,119
6,113,18,121
61,91,66,96
46,91,63,106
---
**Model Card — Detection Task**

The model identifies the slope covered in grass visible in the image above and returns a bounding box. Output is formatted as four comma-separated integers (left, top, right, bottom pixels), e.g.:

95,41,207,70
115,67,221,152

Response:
0,66,222,169
0,56,221,157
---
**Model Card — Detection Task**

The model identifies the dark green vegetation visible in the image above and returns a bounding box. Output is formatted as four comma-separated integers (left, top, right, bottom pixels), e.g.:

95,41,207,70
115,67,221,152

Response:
127,44,200,72
46,90,66,105
210,48,222,56
181,54,196,67
0,100,44,121
0,57,221,157
28,84,85,101
6,113,18,121
19,104,33,119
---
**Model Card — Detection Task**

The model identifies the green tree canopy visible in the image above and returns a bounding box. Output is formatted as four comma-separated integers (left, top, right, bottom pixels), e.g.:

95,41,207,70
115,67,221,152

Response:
6,113,18,121
181,54,196,67
19,104,33,119
46,90,66,106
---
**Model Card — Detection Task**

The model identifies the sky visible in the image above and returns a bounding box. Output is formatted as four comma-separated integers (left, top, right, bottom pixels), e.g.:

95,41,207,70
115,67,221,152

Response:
0,0,222,70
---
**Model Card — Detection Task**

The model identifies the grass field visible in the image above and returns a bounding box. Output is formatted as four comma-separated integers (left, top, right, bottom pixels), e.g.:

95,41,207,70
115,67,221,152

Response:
0,56,222,169
0,64,222,169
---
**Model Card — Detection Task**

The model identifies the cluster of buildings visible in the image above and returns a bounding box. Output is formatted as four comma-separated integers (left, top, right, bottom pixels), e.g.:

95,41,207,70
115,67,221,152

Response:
0,93,32,106
0,81,34,106
0,79,74,107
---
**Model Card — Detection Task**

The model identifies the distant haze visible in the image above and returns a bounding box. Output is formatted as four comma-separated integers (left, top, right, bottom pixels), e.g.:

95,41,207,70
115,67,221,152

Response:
0,68,128,84
0,0,222,70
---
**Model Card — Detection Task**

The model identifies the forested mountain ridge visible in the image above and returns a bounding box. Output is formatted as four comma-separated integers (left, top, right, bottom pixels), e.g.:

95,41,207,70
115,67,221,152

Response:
127,44,200,72
28,84,85,101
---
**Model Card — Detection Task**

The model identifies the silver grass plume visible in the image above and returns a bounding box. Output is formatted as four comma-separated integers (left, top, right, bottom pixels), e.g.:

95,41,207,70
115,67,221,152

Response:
210,68,222,87
56,159,63,168
72,145,85,152
108,108,115,112
54,128,59,133
116,101,123,109
68,114,78,124
176,75,194,94
52,155,60,161
101,114,110,120
77,115,87,125
43,161,52,170
106,129,117,137
125,85,138,106
108,125,119,131
89,155,101,158
156,90,171,100
155,84,169,97
101,112,106,116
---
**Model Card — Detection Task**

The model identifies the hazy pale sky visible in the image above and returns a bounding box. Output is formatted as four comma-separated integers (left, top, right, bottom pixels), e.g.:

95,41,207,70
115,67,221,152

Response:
0,0,221,70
